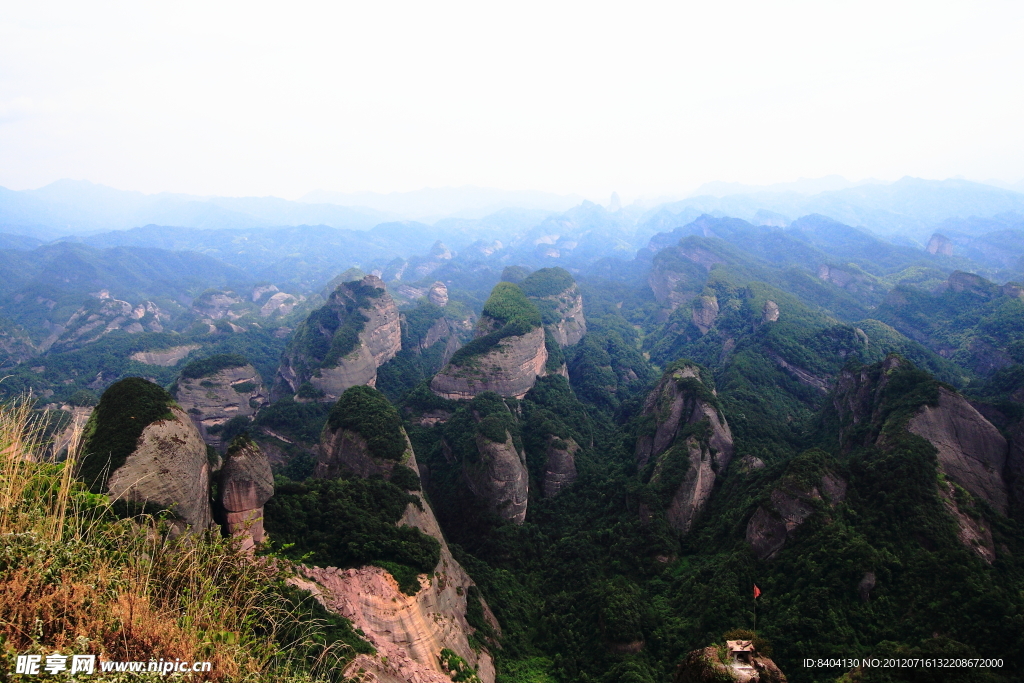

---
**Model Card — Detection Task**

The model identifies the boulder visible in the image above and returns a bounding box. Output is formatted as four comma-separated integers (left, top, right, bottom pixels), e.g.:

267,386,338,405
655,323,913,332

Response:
220,437,274,550
674,644,787,683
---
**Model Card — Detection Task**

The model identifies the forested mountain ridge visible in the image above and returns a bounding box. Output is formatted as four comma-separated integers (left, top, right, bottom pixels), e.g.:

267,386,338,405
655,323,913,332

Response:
7,192,1024,682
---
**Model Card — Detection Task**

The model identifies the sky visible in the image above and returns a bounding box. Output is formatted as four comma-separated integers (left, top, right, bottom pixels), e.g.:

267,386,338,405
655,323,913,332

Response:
1,1,1022,202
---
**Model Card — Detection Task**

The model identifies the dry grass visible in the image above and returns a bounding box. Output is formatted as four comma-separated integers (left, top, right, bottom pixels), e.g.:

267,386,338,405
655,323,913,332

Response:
0,398,351,682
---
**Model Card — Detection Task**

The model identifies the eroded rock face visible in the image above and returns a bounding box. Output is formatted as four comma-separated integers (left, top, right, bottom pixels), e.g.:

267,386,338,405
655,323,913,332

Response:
691,295,719,335
539,285,587,347
543,436,579,498
316,425,414,481
275,275,401,401
105,405,212,530
762,300,780,323
430,325,548,400
464,432,529,524
816,265,879,296
907,387,1008,515
174,364,266,449
297,435,497,683
129,344,200,367
219,438,274,550
428,281,449,307
259,292,300,317
636,364,734,533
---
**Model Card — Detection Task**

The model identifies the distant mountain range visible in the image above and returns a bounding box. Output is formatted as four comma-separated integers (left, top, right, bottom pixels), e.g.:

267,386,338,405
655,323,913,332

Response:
2,177,1023,249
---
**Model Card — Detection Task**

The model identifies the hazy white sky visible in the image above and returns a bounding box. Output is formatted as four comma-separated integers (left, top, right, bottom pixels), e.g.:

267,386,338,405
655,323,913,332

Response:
1,1,1022,200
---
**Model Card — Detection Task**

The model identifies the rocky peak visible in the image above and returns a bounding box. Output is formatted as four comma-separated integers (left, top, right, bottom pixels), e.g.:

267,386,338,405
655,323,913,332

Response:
762,300,780,323
428,281,449,307
691,295,719,335
219,436,274,550
946,271,997,298
274,275,401,401
519,267,587,347
926,233,954,256
431,282,547,400
636,363,734,533
542,435,579,498
675,643,787,682
745,450,846,560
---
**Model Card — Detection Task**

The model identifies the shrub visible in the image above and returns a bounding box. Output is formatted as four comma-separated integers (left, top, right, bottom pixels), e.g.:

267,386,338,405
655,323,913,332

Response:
519,267,575,298
327,386,407,461
179,353,250,379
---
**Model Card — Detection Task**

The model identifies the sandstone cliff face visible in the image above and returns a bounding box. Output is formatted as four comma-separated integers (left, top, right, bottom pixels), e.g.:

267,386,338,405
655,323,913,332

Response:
542,436,579,498
648,243,725,310
173,364,267,449
219,438,274,550
274,275,401,401
316,423,418,481
691,295,719,335
464,432,530,524
300,424,497,683
105,405,213,530
536,285,587,347
636,364,735,533
129,344,200,366
907,387,1009,514
428,281,449,307
927,233,954,256
430,325,548,400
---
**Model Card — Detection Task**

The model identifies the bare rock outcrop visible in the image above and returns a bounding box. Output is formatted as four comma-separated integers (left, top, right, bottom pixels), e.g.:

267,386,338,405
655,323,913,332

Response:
542,436,579,498
745,472,846,561
173,359,267,449
464,432,529,524
636,363,734,533
675,644,787,683
428,281,449,307
129,344,200,367
106,405,213,530
219,437,274,550
431,325,548,400
274,275,401,401
926,233,954,256
816,264,880,296
907,387,1008,515
519,268,587,347
691,295,719,335
762,300,780,323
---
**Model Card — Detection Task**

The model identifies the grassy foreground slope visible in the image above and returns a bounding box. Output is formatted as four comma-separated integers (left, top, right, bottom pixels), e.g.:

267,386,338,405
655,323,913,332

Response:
0,398,369,682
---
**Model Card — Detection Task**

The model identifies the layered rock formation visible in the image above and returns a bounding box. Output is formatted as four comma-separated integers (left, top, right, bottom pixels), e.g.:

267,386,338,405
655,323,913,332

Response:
430,282,548,400
173,356,267,449
636,363,735,533
428,281,449,307
219,436,274,550
274,275,401,401
926,233,954,256
80,378,212,530
691,295,719,335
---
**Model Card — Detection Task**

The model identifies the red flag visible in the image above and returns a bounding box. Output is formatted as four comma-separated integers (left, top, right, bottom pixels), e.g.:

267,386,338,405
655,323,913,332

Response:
753,584,762,599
